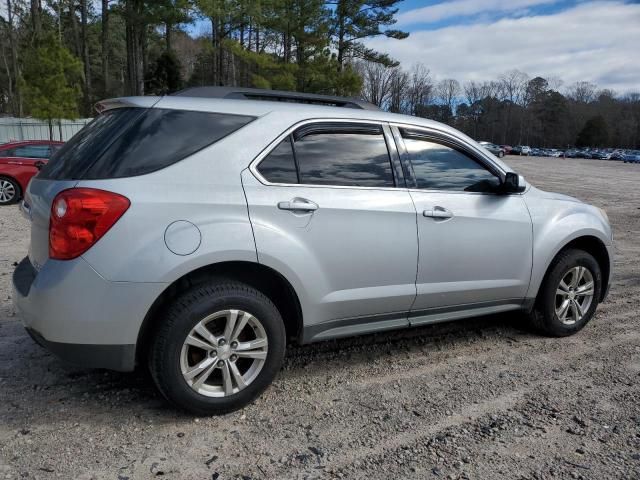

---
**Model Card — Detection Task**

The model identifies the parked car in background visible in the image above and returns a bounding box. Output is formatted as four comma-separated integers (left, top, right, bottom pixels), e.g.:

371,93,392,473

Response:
478,141,505,158
623,151,640,163
530,148,542,157
512,145,531,156
591,151,611,160
12,87,613,414
500,145,513,155
0,140,64,205
610,150,625,161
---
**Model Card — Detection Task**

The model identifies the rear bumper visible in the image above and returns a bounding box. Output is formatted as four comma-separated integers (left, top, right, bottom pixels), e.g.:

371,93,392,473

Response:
25,327,135,371
13,256,166,372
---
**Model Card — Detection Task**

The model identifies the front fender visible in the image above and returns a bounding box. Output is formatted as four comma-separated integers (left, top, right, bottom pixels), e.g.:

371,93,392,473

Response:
526,202,612,299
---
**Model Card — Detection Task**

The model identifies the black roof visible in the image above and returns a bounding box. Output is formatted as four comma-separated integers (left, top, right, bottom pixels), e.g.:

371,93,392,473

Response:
173,86,379,111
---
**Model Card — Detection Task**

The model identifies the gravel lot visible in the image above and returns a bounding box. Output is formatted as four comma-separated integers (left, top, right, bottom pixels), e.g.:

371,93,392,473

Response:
1,156,639,480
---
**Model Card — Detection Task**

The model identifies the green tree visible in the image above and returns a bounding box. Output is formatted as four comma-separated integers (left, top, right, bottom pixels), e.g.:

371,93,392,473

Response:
576,115,609,147
195,0,240,85
151,0,192,52
330,0,408,71
146,49,183,94
225,39,297,90
301,52,361,95
20,34,83,139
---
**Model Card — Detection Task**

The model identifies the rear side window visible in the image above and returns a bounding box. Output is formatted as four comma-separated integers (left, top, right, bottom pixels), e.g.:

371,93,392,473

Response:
294,129,394,188
41,108,144,179
256,136,298,184
41,108,254,179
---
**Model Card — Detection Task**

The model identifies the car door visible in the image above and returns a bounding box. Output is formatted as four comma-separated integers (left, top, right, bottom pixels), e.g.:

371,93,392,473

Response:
242,120,418,341
392,126,533,323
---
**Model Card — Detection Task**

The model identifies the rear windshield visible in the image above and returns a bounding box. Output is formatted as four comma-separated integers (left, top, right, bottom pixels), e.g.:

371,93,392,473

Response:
40,108,255,180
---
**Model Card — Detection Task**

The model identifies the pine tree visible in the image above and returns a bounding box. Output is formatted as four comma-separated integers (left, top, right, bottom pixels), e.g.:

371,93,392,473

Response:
20,34,83,139
330,0,408,71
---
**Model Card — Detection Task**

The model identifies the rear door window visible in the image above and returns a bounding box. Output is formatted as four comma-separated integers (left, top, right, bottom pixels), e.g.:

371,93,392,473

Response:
41,108,255,180
292,124,394,188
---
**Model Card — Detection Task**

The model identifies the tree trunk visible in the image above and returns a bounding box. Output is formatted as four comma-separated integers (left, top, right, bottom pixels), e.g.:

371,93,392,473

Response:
217,17,224,85
81,0,92,115
57,1,62,40
6,0,22,116
336,0,346,72
69,1,81,57
30,0,41,40
247,20,252,51
255,24,260,53
125,0,144,95
296,39,305,91
141,25,148,92
210,16,218,85
165,22,172,51
102,0,109,97
1,44,12,107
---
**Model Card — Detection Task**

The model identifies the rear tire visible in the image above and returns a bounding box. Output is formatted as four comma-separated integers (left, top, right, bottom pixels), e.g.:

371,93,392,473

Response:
0,176,20,205
527,249,601,337
149,279,286,415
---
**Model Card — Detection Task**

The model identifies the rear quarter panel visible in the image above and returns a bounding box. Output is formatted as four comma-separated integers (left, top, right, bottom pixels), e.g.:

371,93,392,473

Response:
77,111,298,284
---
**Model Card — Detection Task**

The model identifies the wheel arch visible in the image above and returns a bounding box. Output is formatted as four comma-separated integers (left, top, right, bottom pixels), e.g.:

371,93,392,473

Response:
136,261,304,365
538,235,610,303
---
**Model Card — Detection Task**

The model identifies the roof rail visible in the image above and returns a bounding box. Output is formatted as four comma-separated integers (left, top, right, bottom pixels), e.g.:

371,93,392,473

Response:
172,86,379,111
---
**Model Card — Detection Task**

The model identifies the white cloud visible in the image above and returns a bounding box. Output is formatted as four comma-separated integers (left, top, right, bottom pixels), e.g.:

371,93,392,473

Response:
396,0,559,26
368,1,640,93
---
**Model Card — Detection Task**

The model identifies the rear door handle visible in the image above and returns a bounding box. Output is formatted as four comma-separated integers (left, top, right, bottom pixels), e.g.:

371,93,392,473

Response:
423,206,453,219
278,198,319,212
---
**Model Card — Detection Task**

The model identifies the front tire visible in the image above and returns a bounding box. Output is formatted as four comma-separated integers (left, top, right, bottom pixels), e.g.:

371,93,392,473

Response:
527,249,601,336
149,279,286,415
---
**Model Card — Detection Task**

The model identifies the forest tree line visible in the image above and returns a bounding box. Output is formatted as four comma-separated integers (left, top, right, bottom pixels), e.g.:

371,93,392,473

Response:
1,0,638,148
358,64,640,148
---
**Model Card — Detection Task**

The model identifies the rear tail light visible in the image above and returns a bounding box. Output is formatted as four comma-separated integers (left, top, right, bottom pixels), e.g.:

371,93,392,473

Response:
49,188,130,260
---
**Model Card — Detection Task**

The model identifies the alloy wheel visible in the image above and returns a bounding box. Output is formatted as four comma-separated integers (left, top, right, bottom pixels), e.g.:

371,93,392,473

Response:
555,266,595,325
0,179,16,203
180,309,268,397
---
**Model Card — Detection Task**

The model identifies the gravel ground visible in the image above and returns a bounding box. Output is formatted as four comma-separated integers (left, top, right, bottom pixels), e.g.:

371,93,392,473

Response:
0,156,639,480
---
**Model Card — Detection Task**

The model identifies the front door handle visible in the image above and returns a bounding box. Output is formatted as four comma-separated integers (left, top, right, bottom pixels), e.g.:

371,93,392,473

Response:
278,198,319,212
423,206,453,219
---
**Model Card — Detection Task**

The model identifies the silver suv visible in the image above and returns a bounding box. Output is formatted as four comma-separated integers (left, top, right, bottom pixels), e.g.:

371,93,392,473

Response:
13,88,613,415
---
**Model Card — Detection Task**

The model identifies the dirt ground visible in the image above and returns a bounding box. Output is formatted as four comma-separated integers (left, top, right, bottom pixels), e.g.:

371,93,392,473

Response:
0,156,639,480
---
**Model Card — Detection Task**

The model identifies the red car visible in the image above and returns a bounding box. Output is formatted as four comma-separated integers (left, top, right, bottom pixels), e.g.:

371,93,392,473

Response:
0,140,64,205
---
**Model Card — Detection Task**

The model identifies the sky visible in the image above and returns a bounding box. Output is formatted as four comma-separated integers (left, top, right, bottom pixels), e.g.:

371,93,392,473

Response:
365,0,640,93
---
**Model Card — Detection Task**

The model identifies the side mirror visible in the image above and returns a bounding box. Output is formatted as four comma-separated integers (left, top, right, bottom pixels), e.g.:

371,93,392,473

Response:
502,172,526,193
